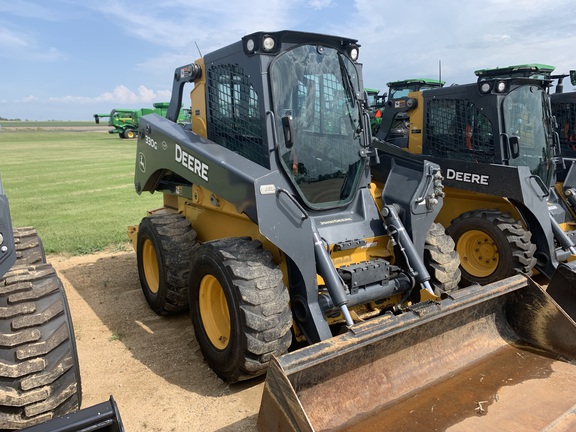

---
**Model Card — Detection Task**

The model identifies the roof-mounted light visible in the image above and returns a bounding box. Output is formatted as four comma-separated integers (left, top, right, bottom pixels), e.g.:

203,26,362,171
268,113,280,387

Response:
262,35,276,52
479,82,492,94
496,80,507,92
348,46,359,61
245,38,256,53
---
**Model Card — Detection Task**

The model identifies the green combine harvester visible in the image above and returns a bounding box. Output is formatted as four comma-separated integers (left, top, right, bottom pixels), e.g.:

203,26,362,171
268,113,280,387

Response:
94,102,190,139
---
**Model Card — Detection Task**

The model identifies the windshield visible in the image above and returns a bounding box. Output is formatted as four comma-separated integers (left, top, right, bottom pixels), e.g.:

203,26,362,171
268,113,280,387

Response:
503,85,554,186
270,44,364,209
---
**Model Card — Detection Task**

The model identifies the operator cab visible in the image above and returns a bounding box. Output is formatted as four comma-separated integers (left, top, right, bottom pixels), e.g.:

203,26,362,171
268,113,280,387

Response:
475,64,556,187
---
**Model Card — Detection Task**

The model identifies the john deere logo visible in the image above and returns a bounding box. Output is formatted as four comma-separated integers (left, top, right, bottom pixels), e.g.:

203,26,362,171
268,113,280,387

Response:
138,152,146,173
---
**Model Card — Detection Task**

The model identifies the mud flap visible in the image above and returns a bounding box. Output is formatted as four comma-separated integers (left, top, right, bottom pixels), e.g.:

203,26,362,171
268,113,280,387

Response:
546,261,576,321
257,275,576,432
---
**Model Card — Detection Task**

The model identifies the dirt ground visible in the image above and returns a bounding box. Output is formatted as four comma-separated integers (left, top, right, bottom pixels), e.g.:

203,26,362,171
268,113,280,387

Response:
50,248,262,432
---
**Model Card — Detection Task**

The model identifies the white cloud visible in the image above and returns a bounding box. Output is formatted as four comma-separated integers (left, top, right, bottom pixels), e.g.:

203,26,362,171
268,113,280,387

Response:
0,1,60,21
307,0,333,10
0,25,66,61
0,26,31,49
15,95,39,103
45,85,171,105
484,34,512,44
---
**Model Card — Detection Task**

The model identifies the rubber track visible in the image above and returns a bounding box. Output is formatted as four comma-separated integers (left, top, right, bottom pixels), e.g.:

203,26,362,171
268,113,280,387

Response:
0,264,80,429
12,228,45,267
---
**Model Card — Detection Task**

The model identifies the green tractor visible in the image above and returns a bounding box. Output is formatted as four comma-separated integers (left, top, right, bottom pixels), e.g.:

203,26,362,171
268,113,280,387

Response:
94,102,190,139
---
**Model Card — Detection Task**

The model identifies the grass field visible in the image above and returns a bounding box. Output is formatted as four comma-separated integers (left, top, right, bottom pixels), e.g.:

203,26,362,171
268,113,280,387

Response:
0,128,162,254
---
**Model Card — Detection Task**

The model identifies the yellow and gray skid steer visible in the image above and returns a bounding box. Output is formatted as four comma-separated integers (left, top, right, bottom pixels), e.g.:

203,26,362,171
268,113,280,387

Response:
371,65,576,320
128,30,576,431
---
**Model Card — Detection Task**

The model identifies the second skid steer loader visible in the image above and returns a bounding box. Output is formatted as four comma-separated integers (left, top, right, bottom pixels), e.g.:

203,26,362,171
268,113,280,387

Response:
128,31,576,431
373,65,576,296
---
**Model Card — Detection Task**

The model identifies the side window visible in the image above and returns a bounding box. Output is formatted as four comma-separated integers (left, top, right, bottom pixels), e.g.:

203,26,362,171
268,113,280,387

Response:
206,64,268,168
426,98,495,163
553,102,576,152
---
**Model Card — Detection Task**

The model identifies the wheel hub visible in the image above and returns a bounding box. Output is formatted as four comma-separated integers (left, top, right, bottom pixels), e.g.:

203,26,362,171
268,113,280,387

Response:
457,229,499,277
142,239,160,294
199,275,231,350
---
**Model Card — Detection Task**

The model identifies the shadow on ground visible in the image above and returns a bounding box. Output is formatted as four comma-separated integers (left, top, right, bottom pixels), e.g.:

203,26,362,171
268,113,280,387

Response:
60,251,264,400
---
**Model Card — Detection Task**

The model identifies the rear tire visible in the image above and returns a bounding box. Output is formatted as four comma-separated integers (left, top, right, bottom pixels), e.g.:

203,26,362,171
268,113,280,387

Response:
424,222,461,294
0,263,81,430
189,238,292,383
446,209,537,286
136,213,197,315
123,129,136,139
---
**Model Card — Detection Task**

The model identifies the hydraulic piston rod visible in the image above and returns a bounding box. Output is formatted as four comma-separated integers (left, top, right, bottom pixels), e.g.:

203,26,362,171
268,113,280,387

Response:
381,204,435,296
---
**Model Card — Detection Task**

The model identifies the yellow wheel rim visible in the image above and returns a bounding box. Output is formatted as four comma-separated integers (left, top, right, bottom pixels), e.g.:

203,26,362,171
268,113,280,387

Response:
126,130,135,138
456,229,499,278
142,239,160,294
199,275,230,350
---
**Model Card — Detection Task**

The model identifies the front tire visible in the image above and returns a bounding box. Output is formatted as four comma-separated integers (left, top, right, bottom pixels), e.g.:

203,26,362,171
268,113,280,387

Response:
424,222,461,294
446,209,537,285
189,238,292,382
0,263,81,430
136,213,197,315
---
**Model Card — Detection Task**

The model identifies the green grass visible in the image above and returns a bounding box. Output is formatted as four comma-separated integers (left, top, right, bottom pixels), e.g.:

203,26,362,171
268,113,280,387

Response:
0,130,162,254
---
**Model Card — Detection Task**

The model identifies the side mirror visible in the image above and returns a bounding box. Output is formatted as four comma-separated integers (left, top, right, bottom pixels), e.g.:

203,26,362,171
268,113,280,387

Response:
509,136,520,159
282,114,294,149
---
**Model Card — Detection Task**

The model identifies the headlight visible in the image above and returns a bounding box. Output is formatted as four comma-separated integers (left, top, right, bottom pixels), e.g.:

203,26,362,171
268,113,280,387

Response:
479,82,492,94
245,38,255,53
262,35,275,52
496,81,507,92
349,47,359,61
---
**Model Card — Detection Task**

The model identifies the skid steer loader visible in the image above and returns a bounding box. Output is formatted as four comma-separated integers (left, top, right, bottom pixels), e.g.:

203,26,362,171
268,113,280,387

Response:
550,70,576,170
129,32,576,431
0,177,124,431
373,65,576,305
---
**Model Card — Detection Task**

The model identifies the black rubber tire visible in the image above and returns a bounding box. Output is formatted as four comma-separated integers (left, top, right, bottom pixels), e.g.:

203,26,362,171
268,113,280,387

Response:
446,209,537,286
13,227,46,267
189,238,292,383
0,263,81,430
123,129,136,139
424,222,461,294
136,213,198,315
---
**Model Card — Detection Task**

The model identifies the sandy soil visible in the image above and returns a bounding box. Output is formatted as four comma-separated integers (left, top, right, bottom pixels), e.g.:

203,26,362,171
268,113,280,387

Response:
50,249,262,432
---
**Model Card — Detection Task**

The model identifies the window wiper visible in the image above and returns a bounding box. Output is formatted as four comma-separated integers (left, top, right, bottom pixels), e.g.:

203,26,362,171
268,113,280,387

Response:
338,54,356,108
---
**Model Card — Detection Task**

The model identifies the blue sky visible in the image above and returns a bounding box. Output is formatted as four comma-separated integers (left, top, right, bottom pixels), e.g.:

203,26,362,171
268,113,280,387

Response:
1,0,575,121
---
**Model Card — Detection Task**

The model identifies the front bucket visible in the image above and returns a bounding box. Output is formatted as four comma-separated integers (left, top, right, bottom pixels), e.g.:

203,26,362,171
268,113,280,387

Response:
257,275,576,432
546,261,576,321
